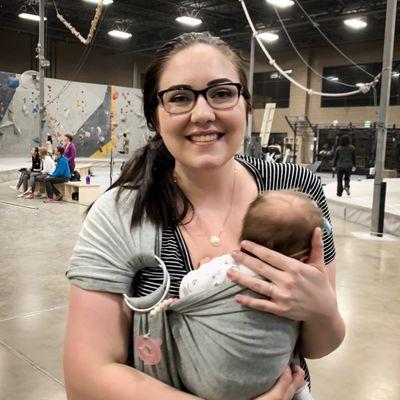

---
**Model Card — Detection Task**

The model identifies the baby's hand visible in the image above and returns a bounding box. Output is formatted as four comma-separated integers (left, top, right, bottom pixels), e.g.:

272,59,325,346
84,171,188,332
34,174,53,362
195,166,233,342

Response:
198,257,211,267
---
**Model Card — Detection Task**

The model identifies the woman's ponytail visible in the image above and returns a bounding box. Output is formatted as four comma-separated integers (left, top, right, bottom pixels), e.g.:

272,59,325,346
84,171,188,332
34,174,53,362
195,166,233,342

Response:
109,135,192,229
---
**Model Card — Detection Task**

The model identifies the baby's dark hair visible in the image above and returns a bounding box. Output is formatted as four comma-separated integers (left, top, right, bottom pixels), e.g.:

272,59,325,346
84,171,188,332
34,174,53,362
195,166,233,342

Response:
240,190,323,259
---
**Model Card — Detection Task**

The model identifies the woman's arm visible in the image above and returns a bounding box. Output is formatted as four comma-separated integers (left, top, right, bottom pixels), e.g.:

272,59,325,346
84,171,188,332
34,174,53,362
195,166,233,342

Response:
64,285,201,400
227,228,345,360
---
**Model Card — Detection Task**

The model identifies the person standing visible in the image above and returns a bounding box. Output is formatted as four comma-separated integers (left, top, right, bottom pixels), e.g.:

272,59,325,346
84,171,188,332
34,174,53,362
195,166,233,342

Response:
45,135,54,157
63,133,76,174
333,135,356,196
43,146,71,203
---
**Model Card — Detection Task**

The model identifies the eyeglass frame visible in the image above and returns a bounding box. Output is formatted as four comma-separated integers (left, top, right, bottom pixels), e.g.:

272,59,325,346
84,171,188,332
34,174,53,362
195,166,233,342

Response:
157,82,244,114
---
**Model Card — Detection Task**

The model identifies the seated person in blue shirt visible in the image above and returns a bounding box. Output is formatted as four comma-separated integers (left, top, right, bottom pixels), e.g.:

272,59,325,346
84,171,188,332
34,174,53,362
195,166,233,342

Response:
43,146,71,203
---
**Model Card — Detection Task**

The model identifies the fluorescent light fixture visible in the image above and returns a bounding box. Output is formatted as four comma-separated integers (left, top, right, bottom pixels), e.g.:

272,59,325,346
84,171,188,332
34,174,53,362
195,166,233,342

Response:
258,32,279,42
176,16,202,26
284,69,293,74
108,30,132,39
327,76,339,81
344,18,367,29
266,0,294,8
18,13,47,22
84,0,114,5
356,83,365,87
271,72,279,79
392,72,400,77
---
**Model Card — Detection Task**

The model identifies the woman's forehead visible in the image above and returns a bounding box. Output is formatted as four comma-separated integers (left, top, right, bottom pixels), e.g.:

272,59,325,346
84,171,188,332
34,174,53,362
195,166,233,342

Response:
159,44,239,89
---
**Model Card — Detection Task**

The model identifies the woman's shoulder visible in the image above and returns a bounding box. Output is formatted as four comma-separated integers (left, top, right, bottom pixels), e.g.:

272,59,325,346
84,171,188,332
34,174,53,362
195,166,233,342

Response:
90,186,137,216
235,154,311,176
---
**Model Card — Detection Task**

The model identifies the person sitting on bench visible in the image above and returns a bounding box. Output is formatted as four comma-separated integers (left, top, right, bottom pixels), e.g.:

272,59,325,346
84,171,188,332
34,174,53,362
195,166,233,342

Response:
43,146,71,203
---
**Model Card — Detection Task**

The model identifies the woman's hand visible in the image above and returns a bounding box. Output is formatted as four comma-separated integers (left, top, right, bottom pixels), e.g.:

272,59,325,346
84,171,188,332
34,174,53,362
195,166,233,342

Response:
228,227,345,358
254,365,305,400
227,227,337,323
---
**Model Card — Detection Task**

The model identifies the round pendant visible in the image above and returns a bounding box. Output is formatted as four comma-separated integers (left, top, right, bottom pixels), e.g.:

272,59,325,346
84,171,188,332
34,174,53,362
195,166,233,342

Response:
209,236,221,247
135,335,162,365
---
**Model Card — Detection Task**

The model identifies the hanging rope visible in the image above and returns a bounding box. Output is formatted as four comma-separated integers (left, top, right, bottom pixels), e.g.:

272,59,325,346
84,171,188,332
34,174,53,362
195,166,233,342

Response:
292,0,375,79
45,1,108,107
273,5,358,89
239,0,380,98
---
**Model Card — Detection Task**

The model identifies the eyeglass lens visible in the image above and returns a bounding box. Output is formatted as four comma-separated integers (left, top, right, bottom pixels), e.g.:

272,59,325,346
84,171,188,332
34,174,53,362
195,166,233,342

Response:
162,84,239,114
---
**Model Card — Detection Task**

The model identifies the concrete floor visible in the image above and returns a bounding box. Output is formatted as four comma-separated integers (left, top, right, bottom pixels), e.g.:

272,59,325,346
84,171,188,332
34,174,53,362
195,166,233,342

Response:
0,171,399,400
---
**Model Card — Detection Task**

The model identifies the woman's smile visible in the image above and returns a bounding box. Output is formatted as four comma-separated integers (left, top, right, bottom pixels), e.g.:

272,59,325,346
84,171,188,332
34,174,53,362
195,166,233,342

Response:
185,130,224,145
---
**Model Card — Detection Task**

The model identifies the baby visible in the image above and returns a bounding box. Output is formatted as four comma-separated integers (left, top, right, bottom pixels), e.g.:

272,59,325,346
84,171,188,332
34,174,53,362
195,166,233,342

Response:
180,190,324,298
127,190,328,400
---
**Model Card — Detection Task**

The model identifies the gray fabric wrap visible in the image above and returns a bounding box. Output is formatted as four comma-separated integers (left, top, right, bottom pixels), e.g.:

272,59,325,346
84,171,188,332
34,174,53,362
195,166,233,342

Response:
68,187,300,399
134,281,300,400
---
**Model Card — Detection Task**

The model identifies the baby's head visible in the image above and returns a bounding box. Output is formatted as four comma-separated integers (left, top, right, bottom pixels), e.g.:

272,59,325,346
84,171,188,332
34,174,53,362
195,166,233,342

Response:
240,190,323,260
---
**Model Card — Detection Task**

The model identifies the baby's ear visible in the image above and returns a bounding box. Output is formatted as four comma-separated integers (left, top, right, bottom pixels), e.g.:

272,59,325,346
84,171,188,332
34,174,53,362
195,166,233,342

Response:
299,255,309,263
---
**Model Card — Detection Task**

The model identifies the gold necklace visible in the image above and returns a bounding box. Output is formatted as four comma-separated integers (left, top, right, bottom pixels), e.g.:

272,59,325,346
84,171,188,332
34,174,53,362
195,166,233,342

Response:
181,164,237,247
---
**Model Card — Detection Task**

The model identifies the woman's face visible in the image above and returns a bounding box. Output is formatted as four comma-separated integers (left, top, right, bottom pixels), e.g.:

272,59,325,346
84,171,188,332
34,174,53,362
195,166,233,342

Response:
31,148,37,156
156,44,247,172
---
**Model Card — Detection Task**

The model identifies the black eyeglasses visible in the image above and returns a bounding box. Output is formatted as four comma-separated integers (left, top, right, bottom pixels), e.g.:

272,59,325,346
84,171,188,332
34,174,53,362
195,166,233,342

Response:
158,82,243,114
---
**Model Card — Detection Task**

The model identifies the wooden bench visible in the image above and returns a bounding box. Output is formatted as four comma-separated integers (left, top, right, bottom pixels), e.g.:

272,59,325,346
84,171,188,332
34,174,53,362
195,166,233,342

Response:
64,182,101,205
35,163,93,195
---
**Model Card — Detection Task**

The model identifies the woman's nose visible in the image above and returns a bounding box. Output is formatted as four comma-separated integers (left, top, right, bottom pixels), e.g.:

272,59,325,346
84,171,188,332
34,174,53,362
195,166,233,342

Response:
190,95,216,124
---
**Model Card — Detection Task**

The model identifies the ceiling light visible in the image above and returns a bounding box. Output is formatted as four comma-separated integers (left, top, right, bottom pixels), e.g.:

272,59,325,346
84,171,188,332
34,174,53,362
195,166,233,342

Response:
108,30,132,39
284,69,293,74
392,72,400,77
266,0,294,8
258,32,279,42
356,83,365,87
271,72,279,79
327,76,339,81
344,18,367,29
176,16,202,26
18,13,47,22
83,0,114,5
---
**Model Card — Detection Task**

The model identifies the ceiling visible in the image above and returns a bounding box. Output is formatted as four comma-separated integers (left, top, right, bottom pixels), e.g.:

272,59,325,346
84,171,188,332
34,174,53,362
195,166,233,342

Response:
0,0,399,58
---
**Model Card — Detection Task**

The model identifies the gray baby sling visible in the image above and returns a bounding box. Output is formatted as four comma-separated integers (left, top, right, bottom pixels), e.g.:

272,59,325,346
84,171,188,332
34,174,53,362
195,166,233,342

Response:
129,222,300,400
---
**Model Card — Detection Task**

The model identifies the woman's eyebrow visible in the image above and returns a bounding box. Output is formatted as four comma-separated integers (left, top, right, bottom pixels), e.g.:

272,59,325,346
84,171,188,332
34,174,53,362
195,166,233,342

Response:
165,84,192,90
164,78,234,91
207,78,233,85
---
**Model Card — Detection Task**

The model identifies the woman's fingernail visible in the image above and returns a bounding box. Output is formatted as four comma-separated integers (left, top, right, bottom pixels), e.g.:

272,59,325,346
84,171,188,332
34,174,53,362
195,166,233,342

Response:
234,295,243,302
231,250,240,258
240,240,249,247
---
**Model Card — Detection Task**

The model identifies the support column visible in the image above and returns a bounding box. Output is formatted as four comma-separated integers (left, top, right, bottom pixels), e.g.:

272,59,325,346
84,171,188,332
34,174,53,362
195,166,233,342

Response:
370,0,398,237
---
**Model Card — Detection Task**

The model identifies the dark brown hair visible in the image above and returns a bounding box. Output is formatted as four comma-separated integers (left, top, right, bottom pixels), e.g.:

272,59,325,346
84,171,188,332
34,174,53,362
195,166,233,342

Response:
240,190,323,258
64,133,73,142
108,32,251,229
32,146,40,164
57,146,65,155
339,134,350,147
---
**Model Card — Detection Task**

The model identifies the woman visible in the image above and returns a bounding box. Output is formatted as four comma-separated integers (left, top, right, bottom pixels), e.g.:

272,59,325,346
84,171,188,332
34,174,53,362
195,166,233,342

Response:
332,135,356,196
9,147,41,196
22,146,55,199
65,33,345,400
45,135,54,157
63,133,76,174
